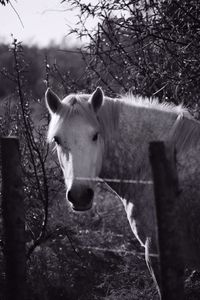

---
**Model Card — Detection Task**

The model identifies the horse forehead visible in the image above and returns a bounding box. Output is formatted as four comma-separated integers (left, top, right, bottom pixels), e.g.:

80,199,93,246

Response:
61,115,95,139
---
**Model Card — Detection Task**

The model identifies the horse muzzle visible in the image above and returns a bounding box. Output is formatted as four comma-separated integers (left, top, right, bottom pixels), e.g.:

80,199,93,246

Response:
67,187,94,211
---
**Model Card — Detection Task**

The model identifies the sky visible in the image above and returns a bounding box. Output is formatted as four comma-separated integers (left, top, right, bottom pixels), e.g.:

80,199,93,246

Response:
0,0,97,47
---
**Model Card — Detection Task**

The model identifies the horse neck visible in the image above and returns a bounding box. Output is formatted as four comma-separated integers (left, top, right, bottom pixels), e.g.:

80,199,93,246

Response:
100,98,178,181
98,96,120,143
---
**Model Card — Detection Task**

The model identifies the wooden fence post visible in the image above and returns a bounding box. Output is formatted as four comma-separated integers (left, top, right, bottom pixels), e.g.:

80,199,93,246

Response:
1,137,26,300
149,141,184,300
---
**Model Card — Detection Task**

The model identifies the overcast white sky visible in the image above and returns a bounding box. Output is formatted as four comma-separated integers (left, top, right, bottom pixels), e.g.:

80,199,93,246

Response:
0,0,96,47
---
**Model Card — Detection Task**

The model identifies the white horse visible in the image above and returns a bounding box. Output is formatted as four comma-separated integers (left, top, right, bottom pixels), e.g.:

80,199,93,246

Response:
45,87,200,298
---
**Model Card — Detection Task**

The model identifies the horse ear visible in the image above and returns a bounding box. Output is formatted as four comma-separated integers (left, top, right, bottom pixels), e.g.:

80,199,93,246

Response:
89,87,104,113
45,88,61,114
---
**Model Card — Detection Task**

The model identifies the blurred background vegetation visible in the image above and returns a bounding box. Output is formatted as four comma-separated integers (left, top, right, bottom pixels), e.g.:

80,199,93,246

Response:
1,0,200,299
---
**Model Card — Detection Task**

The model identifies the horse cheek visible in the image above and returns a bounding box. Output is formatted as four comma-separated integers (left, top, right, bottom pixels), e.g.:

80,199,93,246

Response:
95,143,104,176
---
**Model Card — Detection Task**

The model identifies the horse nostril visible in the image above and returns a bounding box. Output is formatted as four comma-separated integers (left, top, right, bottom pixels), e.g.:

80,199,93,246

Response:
67,188,94,209
86,188,94,201
67,190,74,204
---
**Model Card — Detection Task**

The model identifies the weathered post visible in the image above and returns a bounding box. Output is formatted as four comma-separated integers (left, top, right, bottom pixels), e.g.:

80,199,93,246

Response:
149,141,184,300
1,137,26,300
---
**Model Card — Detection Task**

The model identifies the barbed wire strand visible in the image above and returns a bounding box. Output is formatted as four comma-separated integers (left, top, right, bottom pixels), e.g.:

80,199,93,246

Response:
70,176,156,258
74,176,153,185
79,246,159,258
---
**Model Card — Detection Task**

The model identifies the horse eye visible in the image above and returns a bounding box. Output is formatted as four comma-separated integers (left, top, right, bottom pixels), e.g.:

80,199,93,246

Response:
53,136,61,145
92,132,99,142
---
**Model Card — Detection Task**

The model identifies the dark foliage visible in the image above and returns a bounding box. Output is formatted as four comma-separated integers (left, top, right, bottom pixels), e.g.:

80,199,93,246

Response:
0,0,9,6
67,0,200,111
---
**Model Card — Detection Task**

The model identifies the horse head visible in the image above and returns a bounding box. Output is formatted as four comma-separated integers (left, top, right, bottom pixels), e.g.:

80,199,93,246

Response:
45,87,105,211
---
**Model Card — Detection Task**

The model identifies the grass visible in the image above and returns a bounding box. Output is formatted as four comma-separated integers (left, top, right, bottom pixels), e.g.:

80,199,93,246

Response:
1,183,200,299
26,186,159,300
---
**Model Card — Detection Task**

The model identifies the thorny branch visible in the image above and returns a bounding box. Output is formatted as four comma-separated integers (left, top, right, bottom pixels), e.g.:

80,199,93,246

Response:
64,0,200,108
11,39,50,258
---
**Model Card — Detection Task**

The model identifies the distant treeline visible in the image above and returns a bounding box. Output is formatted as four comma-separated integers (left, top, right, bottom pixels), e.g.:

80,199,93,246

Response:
0,43,87,100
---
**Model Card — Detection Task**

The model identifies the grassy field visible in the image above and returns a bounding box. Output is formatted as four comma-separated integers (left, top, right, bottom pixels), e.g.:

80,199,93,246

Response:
1,176,200,299
27,185,200,300
26,186,158,300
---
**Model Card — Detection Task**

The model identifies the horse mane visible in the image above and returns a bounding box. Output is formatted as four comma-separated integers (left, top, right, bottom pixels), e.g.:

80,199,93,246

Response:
120,94,200,153
98,93,190,143
121,93,189,116
97,96,120,141
168,114,200,152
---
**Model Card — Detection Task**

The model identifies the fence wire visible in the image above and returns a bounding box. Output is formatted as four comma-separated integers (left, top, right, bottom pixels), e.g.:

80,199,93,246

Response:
74,176,153,185
79,246,159,258
69,176,157,259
